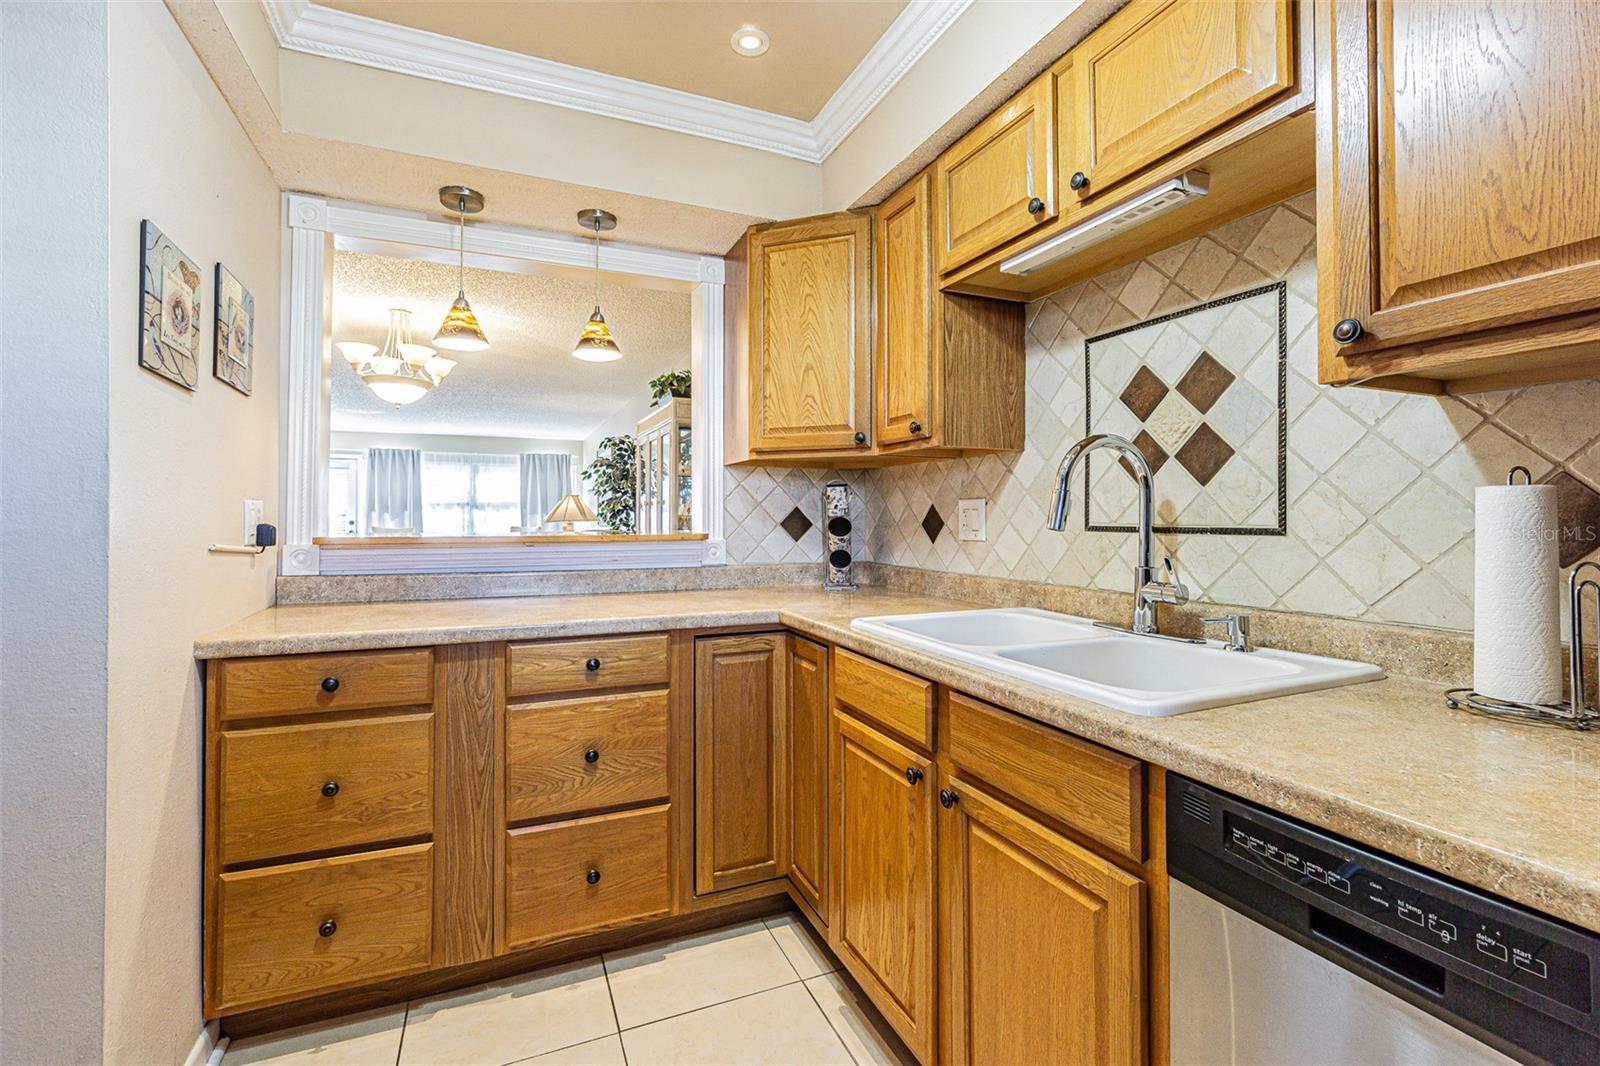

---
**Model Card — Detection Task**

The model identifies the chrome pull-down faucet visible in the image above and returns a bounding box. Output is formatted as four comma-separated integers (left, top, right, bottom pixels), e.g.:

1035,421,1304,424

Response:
1047,433,1188,635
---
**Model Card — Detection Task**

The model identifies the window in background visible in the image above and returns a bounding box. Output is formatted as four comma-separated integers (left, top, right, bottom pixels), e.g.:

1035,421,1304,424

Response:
421,452,520,535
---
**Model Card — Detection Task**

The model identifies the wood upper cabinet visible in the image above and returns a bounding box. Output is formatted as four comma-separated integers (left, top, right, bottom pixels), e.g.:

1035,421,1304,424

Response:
786,636,830,921
831,711,936,1062
747,213,873,454
940,774,1146,1066
934,74,1056,274
875,174,935,446
1318,0,1600,390
694,634,788,894
1064,0,1294,201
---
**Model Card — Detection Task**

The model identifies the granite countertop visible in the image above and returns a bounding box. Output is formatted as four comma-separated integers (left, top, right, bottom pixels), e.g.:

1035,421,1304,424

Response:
196,586,1600,934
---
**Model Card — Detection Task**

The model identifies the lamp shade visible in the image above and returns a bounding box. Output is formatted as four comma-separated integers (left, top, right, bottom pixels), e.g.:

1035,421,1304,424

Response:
572,308,623,362
545,493,598,532
434,293,489,351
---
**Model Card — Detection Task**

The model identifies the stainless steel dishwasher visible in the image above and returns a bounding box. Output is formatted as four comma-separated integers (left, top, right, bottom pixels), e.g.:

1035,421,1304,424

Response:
1167,774,1600,1065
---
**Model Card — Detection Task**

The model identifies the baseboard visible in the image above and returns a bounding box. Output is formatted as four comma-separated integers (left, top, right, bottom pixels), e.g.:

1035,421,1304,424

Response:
183,1021,225,1066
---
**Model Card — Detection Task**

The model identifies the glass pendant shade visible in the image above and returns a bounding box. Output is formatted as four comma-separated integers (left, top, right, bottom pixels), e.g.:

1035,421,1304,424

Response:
572,307,623,362
339,308,449,407
434,292,489,351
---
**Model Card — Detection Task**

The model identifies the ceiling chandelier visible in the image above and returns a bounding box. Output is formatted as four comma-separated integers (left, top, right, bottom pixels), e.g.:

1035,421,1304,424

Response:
336,308,456,407
434,185,490,352
573,208,622,362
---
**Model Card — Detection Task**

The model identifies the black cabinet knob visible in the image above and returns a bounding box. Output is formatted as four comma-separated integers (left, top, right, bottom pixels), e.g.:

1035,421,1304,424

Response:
584,748,600,764
320,676,340,693
321,780,340,798
939,789,959,809
585,657,601,672
909,420,923,434
905,766,925,785
1027,196,1045,214
318,918,337,938
853,431,867,445
1069,171,1089,191
1332,318,1364,344
587,868,601,885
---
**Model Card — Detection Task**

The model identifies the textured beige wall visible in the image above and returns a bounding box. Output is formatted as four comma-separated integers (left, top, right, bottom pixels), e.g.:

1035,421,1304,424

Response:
104,4,281,1061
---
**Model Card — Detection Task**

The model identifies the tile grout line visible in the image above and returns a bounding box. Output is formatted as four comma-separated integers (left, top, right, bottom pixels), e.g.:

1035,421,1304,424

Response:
394,1002,411,1066
598,954,628,1066
616,977,807,1034
798,971,862,1066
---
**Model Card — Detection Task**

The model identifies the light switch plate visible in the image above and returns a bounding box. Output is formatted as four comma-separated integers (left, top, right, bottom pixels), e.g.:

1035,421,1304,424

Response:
958,498,987,542
243,499,264,546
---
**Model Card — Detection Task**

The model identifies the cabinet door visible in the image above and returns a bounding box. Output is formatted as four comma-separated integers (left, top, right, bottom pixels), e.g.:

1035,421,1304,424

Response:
748,214,872,453
875,173,935,446
934,75,1056,274
832,711,935,1061
1066,0,1293,200
787,636,829,920
941,775,1145,1066
694,634,788,894
1319,0,1600,370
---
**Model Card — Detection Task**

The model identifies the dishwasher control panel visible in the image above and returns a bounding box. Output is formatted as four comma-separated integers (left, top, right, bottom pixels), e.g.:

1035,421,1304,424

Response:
1221,809,1590,1013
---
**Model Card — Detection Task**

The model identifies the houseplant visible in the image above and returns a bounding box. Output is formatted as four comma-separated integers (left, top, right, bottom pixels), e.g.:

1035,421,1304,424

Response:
648,369,691,405
581,435,638,533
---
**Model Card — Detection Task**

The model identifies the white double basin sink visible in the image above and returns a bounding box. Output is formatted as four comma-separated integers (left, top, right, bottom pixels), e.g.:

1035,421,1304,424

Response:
850,608,1383,717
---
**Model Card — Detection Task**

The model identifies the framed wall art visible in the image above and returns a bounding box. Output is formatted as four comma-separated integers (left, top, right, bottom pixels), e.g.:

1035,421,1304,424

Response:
213,264,254,395
138,220,201,390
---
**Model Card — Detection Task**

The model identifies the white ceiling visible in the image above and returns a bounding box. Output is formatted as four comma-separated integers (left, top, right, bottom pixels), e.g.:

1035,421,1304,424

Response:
330,249,691,439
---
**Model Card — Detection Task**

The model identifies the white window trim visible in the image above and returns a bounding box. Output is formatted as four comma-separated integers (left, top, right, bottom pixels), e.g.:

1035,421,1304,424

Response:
280,192,726,575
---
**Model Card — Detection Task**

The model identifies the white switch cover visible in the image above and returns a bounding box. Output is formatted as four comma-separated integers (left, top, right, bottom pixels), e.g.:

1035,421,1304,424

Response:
243,499,264,546
957,498,987,542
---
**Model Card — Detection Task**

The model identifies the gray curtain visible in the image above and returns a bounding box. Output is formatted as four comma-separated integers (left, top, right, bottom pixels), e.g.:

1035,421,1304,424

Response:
520,452,575,528
367,447,422,533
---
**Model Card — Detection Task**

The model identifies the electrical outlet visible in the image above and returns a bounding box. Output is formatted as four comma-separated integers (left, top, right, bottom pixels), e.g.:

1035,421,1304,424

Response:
243,499,264,546
958,498,987,542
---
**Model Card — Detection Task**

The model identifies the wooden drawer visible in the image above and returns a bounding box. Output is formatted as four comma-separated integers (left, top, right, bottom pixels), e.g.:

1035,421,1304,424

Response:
213,843,432,1012
507,690,669,822
946,691,1143,860
833,648,934,749
216,648,434,721
219,713,433,866
507,634,669,697
504,804,671,949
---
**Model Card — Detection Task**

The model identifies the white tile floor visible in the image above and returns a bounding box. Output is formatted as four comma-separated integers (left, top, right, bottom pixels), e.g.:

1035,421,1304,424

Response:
223,915,914,1066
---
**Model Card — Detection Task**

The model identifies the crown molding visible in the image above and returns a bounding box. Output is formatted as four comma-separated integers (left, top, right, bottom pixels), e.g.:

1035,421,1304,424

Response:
258,0,970,164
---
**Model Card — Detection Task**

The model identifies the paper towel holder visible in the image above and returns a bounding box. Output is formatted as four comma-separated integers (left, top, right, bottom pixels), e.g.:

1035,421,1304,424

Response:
1508,465,1532,485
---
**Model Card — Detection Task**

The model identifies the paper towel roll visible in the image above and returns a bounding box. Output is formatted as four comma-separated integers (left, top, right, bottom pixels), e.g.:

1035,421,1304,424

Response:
1474,483,1561,704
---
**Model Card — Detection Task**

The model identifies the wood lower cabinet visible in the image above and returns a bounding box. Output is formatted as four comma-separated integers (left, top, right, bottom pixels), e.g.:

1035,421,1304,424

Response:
786,636,830,920
694,633,789,894
940,774,1146,1065
831,711,936,1062
1318,0,1600,391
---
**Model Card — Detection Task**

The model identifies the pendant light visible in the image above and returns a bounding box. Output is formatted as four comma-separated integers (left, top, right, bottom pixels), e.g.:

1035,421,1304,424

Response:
433,185,490,352
337,308,456,407
572,208,622,363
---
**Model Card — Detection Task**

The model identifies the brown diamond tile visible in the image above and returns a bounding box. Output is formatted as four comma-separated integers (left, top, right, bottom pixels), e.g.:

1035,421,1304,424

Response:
1546,471,1600,567
1119,365,1169,422
1175,350,1236,414
921,505,946,543
1132,430,1168,475
780,506,813,542
1174,423,1235,487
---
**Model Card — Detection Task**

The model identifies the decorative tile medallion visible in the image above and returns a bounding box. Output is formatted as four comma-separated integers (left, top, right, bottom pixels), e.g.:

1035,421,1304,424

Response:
779,506,814,542
1084,281,1287,535
921,504,946,543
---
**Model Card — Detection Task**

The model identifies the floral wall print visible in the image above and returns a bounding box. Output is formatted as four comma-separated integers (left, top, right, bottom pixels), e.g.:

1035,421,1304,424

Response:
213,264,254,395
139,220,200,390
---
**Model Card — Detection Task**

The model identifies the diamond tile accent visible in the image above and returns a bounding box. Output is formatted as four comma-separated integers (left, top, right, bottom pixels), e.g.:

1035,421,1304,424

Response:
921,505,945,543
1174,423,1235,487
1547,471,1600,568
780,507,813,542
1132,429,1168,475
1175,351,1235,414
1118,365,1169,421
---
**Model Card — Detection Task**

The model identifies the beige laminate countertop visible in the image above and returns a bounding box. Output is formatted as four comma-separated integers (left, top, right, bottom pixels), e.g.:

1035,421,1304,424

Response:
196,586,1600,935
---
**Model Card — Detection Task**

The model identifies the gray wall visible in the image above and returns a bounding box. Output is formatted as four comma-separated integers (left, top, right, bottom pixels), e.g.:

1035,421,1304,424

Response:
0,3,111,1062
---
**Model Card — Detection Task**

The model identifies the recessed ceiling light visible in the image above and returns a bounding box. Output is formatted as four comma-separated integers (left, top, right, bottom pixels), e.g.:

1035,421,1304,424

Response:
730,25,769,57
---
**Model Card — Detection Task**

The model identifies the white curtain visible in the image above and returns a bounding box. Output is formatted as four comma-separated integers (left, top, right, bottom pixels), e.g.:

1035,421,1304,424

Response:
366,447,422,533
420,452,520,536
520,453,575,529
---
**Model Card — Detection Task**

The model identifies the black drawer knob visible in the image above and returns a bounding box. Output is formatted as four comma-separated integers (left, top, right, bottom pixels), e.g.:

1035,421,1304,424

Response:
584,748,600,764
585,657,601,672
320,676,340,693
939,789,959,809
1332,318,1364,344
1069,171,1089,191
853,431,866,445
318,918,337,938
909,420,922,434
1027,196,1045,214
587,868,601,885
321,780,340,798
905,766,925,785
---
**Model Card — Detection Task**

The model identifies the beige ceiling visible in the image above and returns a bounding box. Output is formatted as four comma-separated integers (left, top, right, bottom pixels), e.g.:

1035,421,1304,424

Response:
330,249,691,438
317,0,909,120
